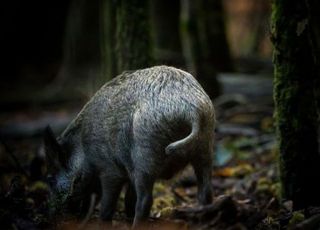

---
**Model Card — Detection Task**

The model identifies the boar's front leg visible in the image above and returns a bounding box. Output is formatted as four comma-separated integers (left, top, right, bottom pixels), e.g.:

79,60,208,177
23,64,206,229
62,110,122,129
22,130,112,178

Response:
132,171,154,227
99,175,123,221
192,154,213,205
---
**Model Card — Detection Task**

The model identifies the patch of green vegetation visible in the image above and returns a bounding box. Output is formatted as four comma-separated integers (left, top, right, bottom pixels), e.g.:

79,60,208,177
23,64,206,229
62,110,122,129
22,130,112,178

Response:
288,211,305,227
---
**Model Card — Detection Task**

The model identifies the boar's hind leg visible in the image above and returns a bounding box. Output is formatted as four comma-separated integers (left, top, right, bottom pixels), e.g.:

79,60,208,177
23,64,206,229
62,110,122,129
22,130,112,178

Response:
192,154,213,205
125,182,136,218
133,171,154,227
99,176,123,221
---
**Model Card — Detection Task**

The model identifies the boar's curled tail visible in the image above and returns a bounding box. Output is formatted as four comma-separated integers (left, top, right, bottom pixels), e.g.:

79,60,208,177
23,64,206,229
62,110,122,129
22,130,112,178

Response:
165,116,200,155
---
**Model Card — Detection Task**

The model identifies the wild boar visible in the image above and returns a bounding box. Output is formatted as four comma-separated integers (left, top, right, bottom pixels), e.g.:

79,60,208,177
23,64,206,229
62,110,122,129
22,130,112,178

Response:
44,65,215,226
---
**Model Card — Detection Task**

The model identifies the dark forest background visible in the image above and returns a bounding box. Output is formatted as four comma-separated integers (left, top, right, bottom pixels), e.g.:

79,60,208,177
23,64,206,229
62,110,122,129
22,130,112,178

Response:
1,0,272,108
1,0,320,229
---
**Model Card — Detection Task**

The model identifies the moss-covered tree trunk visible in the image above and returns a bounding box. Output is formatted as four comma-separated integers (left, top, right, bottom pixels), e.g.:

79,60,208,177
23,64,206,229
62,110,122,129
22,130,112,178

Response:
180,0,224,99
115,0,153,73
150,0,185,68
271,0,320,209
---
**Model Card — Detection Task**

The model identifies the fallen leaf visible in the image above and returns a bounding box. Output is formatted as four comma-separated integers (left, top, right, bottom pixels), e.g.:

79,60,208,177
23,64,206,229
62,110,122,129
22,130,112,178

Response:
215,164,254,177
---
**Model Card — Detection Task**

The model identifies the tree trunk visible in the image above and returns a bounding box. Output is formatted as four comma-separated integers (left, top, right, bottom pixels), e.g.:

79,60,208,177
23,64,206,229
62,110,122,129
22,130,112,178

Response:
150,0,185,68
115,0,153,73
180,0,222,99
100,0,117,81
271,0,320,209
61,0,102,77
201,0,233,72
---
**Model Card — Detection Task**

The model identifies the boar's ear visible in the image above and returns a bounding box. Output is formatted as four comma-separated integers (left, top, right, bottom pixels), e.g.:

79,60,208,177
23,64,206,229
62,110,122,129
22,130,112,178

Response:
43,126,68,172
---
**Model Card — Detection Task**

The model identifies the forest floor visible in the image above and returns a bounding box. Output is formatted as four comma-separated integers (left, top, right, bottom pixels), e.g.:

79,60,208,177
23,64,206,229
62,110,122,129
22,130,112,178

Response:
1,74,319,230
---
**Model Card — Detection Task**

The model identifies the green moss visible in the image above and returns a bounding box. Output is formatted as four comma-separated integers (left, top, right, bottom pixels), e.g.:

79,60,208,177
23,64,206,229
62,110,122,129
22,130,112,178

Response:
288,211,305,226
29,181,49,192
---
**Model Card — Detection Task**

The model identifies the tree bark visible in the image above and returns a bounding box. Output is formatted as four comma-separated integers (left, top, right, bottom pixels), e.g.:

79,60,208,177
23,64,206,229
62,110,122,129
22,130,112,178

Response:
201,0,233,72
180,0,223,99
271,0,320,209
150,0,185,68
100,0,116,81
115,0,153,73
